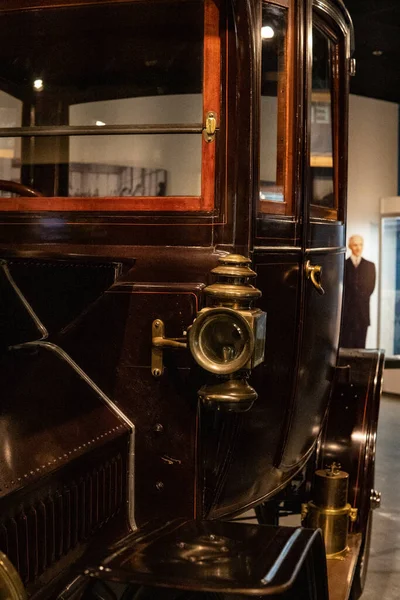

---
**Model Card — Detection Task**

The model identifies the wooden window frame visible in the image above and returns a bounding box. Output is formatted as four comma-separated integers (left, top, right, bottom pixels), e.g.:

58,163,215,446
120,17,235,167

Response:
309,15,341,221
0,0,220,213
258,0,292,217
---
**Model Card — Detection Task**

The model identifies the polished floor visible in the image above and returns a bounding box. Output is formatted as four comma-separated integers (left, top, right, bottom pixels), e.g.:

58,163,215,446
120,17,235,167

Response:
362,394,400,599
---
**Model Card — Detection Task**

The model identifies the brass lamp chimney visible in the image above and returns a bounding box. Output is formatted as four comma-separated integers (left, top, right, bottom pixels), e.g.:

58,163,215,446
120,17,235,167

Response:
188,254,267,412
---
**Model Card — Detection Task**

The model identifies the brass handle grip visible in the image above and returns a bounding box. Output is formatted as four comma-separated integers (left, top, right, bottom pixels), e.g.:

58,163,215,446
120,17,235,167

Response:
152,336,187,349
305,260,325,295
151,319,187,377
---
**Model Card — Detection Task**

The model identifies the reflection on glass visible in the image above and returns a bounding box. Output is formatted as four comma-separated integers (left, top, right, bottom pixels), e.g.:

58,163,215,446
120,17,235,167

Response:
311,26,334,208
0,1,204,127
70,95,202,127
260,4,287,204
0,93,22,194
1,135,201,197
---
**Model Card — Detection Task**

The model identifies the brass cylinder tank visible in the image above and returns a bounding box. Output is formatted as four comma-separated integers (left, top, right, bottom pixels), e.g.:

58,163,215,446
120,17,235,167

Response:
301,463,357,558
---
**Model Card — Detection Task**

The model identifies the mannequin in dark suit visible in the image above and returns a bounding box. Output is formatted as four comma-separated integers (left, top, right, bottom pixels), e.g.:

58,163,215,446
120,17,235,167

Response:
341,235,376,348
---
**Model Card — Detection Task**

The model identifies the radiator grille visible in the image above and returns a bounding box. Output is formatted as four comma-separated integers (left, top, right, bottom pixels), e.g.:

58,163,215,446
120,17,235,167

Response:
0,453,124,585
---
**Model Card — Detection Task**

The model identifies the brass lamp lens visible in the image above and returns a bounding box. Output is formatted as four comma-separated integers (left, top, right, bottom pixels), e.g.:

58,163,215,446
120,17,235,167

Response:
189,308,254,374
199,315,245,363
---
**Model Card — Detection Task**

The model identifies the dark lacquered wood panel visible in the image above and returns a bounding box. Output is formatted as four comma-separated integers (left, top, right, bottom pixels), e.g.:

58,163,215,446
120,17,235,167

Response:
278,249,345,469
53,282,206,524
0,345,129,499
0,219,216,246
204,250,303,517
308,220,345,248
255,216,300,246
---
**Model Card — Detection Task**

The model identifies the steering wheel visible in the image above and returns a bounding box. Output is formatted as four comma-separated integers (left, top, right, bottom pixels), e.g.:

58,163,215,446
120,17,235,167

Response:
0,179,43,197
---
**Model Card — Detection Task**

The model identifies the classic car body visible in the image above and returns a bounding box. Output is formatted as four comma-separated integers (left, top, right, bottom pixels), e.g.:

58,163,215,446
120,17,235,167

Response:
0,0,382,598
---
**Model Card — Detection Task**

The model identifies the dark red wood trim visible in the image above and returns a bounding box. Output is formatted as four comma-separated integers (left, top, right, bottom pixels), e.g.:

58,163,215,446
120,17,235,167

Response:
309,204,338,220
257,1,292,218
259,201,287,215
201,0,220,211
0,0,175,11
284,0,295,216
0,196,205,212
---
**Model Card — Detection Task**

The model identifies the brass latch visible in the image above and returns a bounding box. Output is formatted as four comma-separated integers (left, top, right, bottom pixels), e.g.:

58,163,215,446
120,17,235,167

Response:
151,319,187,377
305,260,325,295
203,111,217,143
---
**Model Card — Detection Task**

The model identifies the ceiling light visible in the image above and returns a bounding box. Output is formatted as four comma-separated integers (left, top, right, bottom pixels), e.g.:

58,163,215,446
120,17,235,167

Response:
33,78,44,91
372,50,383,56
261,25,275,40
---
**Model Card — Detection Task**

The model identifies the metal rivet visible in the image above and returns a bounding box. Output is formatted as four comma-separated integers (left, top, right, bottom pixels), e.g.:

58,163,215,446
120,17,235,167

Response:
154,423,164,433
152,368,162,377
155,481,164,491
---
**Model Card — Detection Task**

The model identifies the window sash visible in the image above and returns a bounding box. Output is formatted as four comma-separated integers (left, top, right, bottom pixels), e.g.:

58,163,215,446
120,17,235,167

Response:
0,0,220,213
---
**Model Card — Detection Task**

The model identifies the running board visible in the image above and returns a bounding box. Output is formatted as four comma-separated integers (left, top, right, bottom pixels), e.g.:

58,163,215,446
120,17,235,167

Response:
84,518,330,598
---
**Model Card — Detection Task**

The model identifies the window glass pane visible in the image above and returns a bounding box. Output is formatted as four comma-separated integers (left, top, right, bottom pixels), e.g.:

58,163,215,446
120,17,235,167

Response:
70,95,202,127
260,3,287,205
380,218,398,355
311,26,334,208
1,135,201,197
0,0,203,127
0,93,22,186
0,1,205,201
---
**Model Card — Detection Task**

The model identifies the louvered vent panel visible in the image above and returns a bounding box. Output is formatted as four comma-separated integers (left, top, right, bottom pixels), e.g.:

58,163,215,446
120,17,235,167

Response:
0,452,125,585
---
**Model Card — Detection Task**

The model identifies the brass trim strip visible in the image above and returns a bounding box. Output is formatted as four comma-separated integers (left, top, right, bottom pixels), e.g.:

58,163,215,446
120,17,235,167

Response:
253,246,302,252
1,260,48,340
305,246,346,254
254,246,345,254
0,124,204,138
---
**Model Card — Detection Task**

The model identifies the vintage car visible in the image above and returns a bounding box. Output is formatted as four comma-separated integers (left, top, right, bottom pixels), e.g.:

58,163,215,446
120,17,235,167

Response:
0,0,383,598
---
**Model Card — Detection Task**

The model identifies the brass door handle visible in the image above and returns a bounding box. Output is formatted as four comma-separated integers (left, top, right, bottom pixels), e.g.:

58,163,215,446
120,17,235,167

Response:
305,260,325,295
151,319,187,377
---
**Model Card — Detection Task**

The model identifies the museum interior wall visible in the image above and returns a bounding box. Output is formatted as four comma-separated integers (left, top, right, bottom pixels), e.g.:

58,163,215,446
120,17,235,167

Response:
347,94,399,349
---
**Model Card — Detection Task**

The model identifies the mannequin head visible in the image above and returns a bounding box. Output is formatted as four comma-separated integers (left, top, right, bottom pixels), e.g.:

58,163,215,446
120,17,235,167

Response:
348,235,364,258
